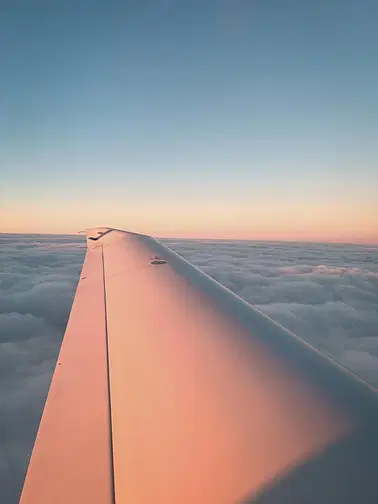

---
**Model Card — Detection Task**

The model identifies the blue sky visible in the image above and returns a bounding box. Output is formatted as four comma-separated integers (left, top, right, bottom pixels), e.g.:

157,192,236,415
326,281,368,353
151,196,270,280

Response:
1,0,377,241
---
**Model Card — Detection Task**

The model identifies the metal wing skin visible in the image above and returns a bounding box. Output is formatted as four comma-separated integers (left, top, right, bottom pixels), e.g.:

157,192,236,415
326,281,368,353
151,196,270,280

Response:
20,228,378,504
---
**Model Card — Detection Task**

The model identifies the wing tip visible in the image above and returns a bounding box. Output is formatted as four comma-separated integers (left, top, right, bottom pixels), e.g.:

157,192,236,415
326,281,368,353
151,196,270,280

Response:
84,227,150,245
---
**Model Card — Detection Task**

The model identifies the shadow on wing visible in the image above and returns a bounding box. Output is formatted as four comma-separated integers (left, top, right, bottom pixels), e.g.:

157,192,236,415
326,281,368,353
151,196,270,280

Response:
240,420,378,504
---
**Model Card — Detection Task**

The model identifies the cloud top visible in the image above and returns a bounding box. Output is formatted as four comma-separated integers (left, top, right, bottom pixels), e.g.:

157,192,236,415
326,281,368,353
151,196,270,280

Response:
1,234,377,502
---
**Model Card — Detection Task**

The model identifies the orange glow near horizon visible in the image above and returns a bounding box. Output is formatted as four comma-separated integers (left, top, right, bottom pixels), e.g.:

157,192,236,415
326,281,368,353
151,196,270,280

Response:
1,199,377,245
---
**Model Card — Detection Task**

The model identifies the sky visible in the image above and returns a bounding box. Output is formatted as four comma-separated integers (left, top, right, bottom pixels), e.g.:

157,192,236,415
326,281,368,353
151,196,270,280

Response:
1,0,377,242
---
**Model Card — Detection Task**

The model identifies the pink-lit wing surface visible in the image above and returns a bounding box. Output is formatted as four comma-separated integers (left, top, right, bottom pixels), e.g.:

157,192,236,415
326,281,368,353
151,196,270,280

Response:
20,228,378,504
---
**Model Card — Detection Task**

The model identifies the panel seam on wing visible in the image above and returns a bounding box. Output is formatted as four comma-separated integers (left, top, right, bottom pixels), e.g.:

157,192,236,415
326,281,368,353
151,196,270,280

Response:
102,244,117,504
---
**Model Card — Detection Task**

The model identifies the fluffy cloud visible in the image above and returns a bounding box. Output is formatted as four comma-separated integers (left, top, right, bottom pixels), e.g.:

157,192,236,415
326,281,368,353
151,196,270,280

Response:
0,234,86,504
166,239,378,378
0,234,377,502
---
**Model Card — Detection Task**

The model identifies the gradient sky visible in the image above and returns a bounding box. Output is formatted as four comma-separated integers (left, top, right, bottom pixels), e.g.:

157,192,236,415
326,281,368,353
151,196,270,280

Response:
1,0,377,242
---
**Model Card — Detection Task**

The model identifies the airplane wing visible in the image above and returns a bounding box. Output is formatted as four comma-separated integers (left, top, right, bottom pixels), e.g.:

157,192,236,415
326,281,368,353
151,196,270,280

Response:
20,227,378,504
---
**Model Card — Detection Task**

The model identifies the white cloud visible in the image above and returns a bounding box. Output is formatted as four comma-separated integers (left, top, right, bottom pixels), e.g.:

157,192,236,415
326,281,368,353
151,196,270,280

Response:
165,238,378,383
0,234,85,503
0,234,377,502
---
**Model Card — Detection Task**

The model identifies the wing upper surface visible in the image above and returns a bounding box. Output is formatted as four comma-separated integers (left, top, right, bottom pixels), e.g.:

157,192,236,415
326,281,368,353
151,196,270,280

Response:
20,240,113,504
20,227,378,504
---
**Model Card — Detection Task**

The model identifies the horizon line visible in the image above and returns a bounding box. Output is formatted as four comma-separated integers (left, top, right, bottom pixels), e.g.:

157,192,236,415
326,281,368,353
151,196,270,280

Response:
1,230,377,247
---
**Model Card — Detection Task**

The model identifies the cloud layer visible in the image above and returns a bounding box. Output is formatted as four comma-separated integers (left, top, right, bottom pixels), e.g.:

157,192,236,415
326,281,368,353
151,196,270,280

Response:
0,234,377,502
0,234,86,503
165,239,378,385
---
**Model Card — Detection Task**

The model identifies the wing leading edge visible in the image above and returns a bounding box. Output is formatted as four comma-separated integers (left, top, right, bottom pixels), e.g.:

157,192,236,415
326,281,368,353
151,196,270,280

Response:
20,227,378,504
